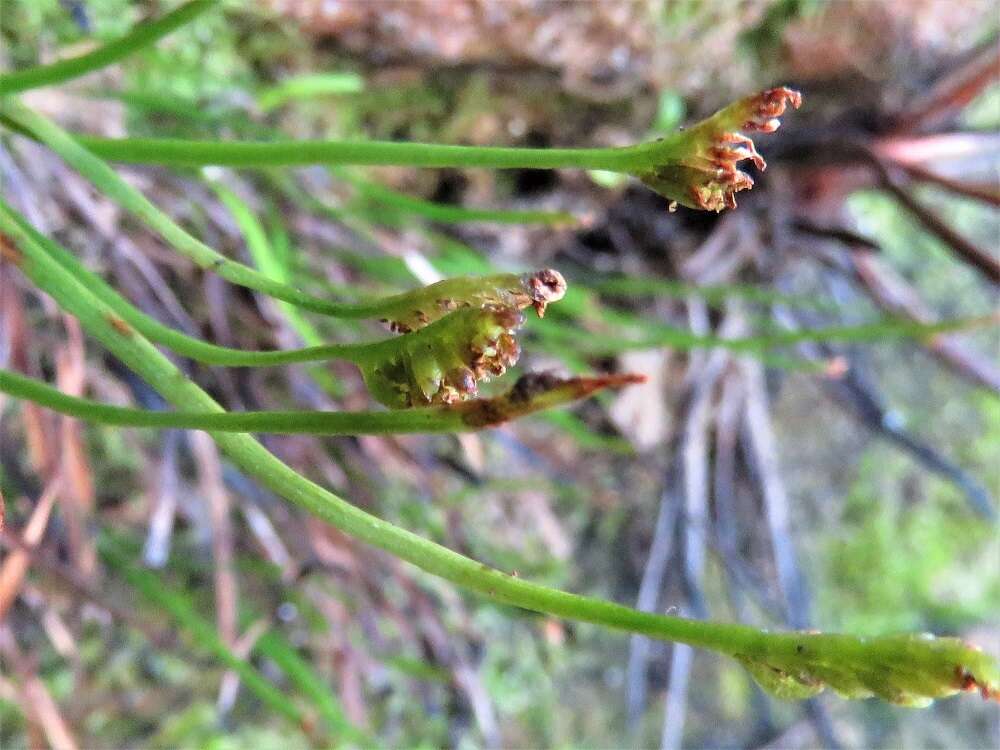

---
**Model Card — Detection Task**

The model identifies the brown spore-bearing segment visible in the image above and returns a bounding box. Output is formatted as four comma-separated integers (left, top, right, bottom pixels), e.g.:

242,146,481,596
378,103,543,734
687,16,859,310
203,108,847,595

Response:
459,371,647,428
106,313,134,337
362,304,529,409
638,86,802,213
743,87,803,133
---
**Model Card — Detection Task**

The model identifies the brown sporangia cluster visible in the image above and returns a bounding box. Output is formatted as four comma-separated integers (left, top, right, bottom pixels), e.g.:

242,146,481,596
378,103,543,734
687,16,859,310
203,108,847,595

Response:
362,304,528,409
690,87,802,211
637,87,802,213
0,232,23,265
742,87,803,133
360,271,618,410
442,304,524,404
522,268,567,317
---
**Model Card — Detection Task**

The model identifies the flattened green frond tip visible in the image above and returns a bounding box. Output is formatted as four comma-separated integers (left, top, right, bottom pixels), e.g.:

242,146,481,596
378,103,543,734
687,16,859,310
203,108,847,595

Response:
737,630,999,706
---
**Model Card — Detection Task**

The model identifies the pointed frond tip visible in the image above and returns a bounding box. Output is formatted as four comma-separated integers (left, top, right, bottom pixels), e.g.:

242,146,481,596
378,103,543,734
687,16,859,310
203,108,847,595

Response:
456,371,647,428
636,87,802,213
735,630,999,707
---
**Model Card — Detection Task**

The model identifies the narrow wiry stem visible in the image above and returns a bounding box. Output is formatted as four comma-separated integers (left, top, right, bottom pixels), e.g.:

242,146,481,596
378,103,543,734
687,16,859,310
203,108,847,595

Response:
2,199,558,409
58,132,650,171
1,198,561,364
0,101,574,321
0,367,643,434
0,0,219,96
1,88,801,213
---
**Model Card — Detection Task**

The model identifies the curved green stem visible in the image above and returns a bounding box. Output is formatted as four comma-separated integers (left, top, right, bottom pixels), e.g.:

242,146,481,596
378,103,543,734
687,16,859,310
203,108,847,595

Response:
0,177,745,649
2,155,996,709
0,0,219,96
1,99,500,317
0,200,405,365
2,201,563,409
1,198,544,370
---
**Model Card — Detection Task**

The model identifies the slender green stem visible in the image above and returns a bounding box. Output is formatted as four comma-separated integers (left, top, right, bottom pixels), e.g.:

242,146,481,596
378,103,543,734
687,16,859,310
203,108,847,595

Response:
585,276,840,311
11,199,989,379
0,367,641,434
1,198,535,369
2,99,516,317
0,0,219,96
60,132,660,172
249,627,366,741
29,193,989,374
0,369,640,435
257,72,365,111
535,311,998,354
0,367,459,433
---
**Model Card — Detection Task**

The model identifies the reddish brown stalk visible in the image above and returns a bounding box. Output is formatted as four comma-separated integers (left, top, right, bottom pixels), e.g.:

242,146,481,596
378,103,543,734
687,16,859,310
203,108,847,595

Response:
0,628,80,750
851,250,1000,393
56,315,97,579
892,42,1000,133
871,132,1000,165
877,164,1000,283
891,161,1000,207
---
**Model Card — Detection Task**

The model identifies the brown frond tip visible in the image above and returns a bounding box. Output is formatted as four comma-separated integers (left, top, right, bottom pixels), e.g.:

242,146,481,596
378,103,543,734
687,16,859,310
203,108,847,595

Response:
521,269,567,318
458,371,647,428
692,87,802,212
956,664,999,702
743,87,803,133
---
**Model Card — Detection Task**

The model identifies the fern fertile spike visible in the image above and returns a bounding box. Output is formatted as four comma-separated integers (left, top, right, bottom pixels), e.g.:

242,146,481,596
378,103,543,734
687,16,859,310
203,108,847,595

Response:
635,86,802,212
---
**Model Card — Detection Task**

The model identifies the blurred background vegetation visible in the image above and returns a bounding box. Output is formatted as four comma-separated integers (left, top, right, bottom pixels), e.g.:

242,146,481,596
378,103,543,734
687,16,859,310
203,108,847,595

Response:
0,1,997,748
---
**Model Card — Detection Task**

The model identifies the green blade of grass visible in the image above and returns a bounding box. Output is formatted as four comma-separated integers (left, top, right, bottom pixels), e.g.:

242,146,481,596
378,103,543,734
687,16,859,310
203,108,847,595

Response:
585,275,839,312
534,307,997,355
0,0,219,96
258,72,365,111
334,168,578,226
209,181,346,396
250,628,368,741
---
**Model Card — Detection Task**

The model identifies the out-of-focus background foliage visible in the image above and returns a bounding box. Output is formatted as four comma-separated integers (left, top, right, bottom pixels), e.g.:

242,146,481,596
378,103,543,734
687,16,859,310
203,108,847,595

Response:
0,1,997,748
